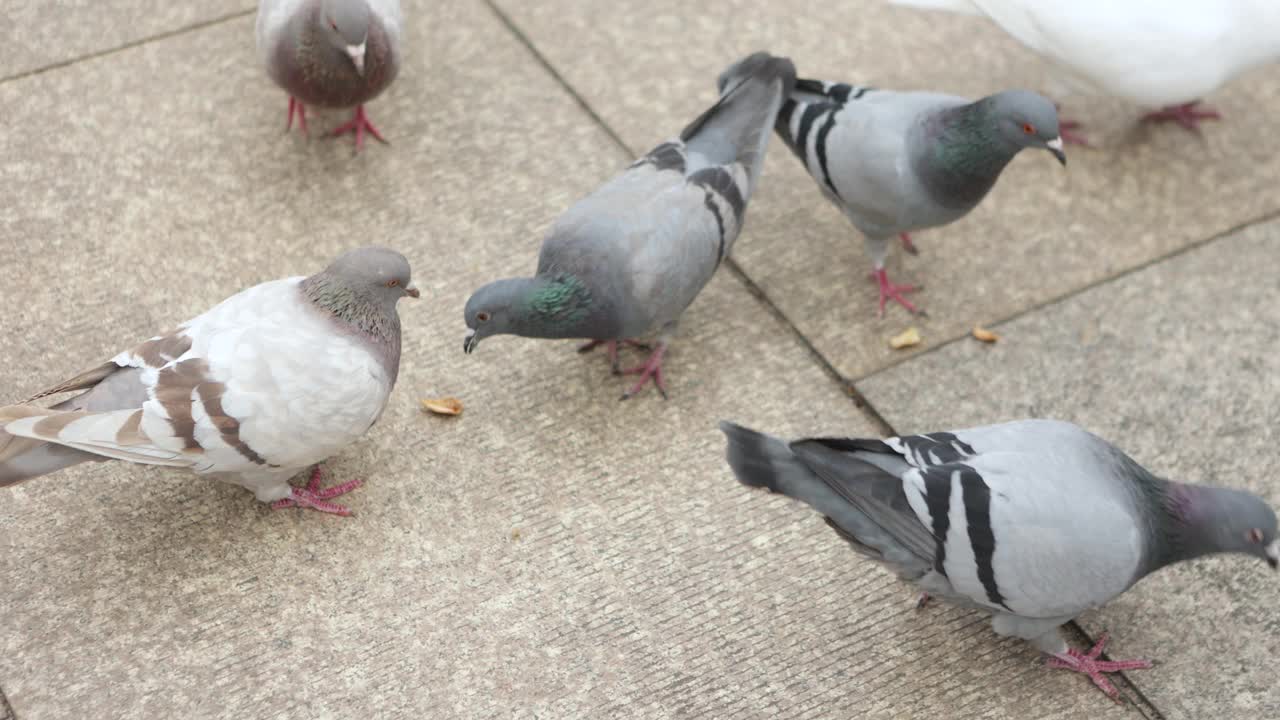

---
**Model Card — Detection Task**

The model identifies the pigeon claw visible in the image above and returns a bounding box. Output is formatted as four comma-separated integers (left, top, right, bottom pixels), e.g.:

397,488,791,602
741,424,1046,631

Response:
578,339,621,374
1059,121,1090,147
328,104,388,152
873,268,923,318
286,96,309,136
580,339,654,377
1140,101,1221,133
270,466,364,516
899,232,919,256
619,343,669,401
1045,633,1154,702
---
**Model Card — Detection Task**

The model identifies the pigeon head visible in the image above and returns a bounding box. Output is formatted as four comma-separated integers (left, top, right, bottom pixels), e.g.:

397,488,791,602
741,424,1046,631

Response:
985,90,1065,165
318,0,372,75
1170,484,1279,570
302,246,417,345
325,246,418,305
463,275,594,354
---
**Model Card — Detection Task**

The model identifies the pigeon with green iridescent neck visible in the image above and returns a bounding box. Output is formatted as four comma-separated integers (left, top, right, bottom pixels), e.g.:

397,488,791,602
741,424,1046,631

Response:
463,52,795,399
777,81,1065,316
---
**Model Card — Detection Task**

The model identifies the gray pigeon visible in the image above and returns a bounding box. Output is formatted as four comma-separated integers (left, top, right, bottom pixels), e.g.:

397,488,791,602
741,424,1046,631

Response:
256,0,402,150
0,247,418,516
720,419,1278,699
463,52,796,399
775,81,1065,316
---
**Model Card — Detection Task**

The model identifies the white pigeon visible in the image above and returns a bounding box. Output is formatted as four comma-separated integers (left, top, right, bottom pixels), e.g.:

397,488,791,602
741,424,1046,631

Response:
721,418,1279,700
891,0,1280,138
0,247,418,515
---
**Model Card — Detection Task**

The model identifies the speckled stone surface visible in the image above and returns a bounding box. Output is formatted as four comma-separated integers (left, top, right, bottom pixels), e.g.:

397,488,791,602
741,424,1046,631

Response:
0,1,1158,718
492,0,1280,382
859,220,1280,719
1,1,254,80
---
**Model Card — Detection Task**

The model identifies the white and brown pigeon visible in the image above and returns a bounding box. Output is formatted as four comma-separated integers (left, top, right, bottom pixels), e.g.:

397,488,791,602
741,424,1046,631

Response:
721,418,1279,700
256,0,402,150
0,247,418,516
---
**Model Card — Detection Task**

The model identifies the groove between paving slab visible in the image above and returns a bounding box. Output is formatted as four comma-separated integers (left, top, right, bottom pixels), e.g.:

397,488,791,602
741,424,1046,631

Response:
481,0,893,437
0,681,13,720
855,206,1280,388
486,1,1176,716
0,9,256,86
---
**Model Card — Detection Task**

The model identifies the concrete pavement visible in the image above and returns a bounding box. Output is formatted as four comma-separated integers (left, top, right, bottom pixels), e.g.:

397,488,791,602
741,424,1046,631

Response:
1,1,1276,718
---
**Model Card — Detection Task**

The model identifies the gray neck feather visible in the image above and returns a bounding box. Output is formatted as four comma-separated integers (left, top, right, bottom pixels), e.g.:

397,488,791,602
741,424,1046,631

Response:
1134,475,1238,576
300,273,402,384
912,99,1022,211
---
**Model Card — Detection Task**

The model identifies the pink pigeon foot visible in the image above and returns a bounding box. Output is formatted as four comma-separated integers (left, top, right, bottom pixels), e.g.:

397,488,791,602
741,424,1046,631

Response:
1140,101,1221,132
1052,104,1089,146
914,592,932,610
328,104,387,151
872,267,922,318
286,96,309,136
899,232,919,256
619,342,669,400
1060,118,1090,147
1045,633,1154,702
270,466,364,516
577,339,652,374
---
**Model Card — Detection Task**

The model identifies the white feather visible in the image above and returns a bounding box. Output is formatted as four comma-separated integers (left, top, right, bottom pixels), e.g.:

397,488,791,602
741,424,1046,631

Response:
893,0,1280,107
2,277,393,500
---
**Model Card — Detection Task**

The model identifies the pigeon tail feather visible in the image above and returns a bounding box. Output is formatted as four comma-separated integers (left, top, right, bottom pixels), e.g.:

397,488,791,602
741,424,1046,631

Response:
721,422,935,573
0,406,188,470
720,421,809,494
0,437,101,487
682,52,796,185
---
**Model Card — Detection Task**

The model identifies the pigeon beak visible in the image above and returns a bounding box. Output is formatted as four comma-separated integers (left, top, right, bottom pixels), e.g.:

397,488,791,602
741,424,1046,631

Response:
463,327,478,355
1266,539,1279,570
345,42,366,76
1046,137,1066,166
404,283,420,299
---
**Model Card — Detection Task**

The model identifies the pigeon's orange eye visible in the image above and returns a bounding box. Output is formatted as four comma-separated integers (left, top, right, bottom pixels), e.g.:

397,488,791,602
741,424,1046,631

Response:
386,279,399,287
476,312,491,323
1248,528,1264,543
1021,123,1035,135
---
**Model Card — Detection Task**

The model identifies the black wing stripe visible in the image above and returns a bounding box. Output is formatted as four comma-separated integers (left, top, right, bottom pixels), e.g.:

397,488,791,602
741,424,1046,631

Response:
633,141,687,173
702,191,726,265
793,104,828,167
960,468,1010,610
814,110,842,200
898,432,976,466
921,468,952,578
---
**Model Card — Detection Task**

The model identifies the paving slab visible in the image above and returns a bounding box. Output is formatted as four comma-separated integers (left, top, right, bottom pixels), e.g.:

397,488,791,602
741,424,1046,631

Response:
493,0,1280,382
858,220,1280,719
1,1,252,81
1,2,1148,719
